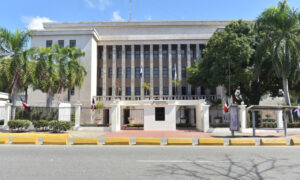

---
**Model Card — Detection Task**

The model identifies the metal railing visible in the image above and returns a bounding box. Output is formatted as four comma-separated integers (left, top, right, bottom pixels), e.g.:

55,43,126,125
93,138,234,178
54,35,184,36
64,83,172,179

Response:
94,95,219,101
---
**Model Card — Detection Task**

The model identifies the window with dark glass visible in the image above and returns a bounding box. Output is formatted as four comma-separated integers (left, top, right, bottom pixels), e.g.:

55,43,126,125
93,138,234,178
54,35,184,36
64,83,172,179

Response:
126,87,131,96
154,87,159,95
117,68,122,78
191,87,196,95
126,50,131,59
181,49,185,58
144,50,149,59
163,87,168,95
98,69,102,78
109,50,112,59
69,40,76,48
97,88,102,96
182,87,186,95
117,50,122,59
172,50,176,59
135,87,140,96
153,50,159,59
126,67,131,78
109,88,112,96
182,67,186,78
172,87,176,95
155,107,165,121
190,50,194,59
135,67,140,78
154,67,159,78
71,88,75,96
201,87,205,95
144,88,150,96
135,50,140,59
162,50,168,59
109,68,112,78
58,40,64,48
163,67,168,78
46,40,52,47
144,67,150,78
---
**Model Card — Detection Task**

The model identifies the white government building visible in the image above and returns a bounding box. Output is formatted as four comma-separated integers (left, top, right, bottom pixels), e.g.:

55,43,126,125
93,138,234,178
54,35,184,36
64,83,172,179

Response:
28,20,231,132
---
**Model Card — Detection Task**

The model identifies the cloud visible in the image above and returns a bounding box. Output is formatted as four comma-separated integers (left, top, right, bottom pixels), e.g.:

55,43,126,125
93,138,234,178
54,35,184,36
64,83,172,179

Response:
22,16,54,30
84,0,95,8
145,15,152,20
112,11,124,21
99,0,112,11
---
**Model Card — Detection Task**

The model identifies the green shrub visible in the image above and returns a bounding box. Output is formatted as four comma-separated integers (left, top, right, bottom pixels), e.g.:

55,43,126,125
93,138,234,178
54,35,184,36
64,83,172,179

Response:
210,123,230,128
8,120,31,131
32,120,49,130
48,120,72,132
127,123,144,127
288,122,300,128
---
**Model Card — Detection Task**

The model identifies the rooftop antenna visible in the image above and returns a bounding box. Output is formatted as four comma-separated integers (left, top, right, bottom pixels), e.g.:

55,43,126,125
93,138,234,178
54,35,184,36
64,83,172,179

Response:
129,0,132,21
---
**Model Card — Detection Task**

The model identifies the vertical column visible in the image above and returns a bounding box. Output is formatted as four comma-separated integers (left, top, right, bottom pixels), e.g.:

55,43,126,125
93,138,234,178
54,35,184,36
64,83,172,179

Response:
239,105,247,132
111,100,121,132
177,44,182,95
168,44,172,98
112,45,116,99
131,44,135,99
150,44,154,98
4,103,11,130
121,45,126,99
196,104,210,132
102,45,107,97
187,44,191,96
74,103,82,130
196,44,201,95
276,110,284,128
140,44,144,100
159,44,163,98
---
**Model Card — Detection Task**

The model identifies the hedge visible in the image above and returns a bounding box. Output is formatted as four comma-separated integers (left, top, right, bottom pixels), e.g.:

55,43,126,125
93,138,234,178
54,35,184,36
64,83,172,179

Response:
32,120,49,131
127,123,144,127
8,120,31,131
288,122,300,128
210,123,230,128
48,120,72,132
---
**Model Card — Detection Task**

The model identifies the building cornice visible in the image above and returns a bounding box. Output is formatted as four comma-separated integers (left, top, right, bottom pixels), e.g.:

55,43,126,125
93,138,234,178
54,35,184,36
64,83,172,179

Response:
32,29,100,41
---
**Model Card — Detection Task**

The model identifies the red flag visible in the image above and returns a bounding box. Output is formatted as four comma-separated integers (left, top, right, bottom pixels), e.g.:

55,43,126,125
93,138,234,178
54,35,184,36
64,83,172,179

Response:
21,98,30,111
224,100,229,113
91,98,97,110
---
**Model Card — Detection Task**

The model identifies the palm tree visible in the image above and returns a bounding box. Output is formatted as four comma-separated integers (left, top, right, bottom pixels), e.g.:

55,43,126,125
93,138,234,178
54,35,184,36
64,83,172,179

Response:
255,0,300,121
0,28,31,119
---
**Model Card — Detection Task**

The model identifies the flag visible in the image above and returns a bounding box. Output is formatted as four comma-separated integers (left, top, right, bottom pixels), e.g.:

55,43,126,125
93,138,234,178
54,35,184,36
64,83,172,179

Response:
140,66,143,78
224,100,229,113
294,104,300,118
174,66,177,81
20,98,30,112
91,98,97,110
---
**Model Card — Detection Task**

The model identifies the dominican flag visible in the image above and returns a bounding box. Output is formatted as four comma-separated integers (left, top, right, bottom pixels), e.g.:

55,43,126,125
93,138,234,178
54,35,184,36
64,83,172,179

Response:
224,100,229,113
91,98,97,110
140,67,143,78
173,66,177,81
20,98,30,111
294,104,300,118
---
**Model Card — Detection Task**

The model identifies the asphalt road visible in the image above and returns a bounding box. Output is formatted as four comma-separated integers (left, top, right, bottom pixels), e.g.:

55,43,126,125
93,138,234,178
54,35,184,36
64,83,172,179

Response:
0,146,300,180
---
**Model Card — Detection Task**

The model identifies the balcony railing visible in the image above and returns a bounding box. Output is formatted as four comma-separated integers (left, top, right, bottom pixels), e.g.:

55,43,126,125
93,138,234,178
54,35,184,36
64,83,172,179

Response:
94,95,220,102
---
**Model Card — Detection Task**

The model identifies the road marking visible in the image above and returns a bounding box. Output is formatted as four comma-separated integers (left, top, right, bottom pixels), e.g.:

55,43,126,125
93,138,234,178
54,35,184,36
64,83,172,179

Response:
137,160,236,163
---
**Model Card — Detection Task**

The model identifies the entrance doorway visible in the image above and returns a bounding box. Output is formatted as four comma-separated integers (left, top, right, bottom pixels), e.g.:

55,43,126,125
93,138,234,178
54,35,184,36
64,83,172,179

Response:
176,106,196,129
103,109,110,126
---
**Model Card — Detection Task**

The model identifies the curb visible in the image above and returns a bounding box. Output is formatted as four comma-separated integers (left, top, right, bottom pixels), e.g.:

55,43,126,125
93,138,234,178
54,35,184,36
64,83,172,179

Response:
0,137,9,144
12,137,39,145
73,138,99,145
105,138,130,145
43,138,69,145
229,139,256,146
136,138,161,145
167,138,193,145
260,138,287,146
290,139,300,146
198,138,224,146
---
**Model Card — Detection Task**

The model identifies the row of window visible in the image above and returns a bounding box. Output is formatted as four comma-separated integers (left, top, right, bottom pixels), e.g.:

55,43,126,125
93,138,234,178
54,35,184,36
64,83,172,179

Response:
46,40,76,48
105,67,187,78
106,49,197,59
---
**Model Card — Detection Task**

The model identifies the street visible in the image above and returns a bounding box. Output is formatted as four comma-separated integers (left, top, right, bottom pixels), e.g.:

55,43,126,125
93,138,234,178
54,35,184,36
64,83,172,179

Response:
0,146,300,180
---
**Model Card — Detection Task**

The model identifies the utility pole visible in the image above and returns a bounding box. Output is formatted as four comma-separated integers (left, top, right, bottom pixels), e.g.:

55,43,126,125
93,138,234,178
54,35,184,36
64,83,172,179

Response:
129,0,132,21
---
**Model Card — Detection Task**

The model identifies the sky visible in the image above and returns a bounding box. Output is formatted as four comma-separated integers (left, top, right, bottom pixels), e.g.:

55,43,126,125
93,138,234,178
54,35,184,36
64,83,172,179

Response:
1,0,300,31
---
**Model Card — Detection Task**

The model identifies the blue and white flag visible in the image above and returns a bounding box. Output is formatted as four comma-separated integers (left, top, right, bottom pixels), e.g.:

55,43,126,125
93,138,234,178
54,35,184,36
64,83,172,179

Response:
140,67,143,78
174,66,177,81
294,104,300,118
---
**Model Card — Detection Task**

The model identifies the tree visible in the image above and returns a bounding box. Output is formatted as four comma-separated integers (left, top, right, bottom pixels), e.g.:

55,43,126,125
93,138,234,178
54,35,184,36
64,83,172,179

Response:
0,28,31,119
187,20,281,105
143,82,150,96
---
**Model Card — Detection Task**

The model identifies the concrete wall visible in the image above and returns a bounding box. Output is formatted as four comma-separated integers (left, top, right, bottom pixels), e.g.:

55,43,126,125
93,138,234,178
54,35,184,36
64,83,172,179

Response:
144,105,176,130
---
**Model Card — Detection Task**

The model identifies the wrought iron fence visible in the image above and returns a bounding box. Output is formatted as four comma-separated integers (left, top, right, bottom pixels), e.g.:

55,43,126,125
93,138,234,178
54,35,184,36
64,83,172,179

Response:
80,107,111,127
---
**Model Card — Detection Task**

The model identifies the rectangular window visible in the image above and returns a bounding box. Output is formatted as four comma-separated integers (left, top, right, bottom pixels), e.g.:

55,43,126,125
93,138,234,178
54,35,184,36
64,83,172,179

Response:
135,50,140,59
190,50,194,59
126,67,131,78
97,88,102,96
46,40,52,48
144,50,149,59
144,67,150,78
154,87,159,95
191,87,196,95
117,68,122,78
154,67,159,78
135,67,140,78
162,50,168,59
144,88,150,96
58,40,64,48
153,50,159,59
109,68,112,78
181,49,185,58
117,50,122,59
109,88,112,96
172,50,177,59
109,50,112,59
155,107,165,121
98,68,102,78
126,50,131,59
201,87,205,95
126,87,131,96
163,67,168,78
69,40,76,48
163,87,168,95
182,87,186,95
71,88,75,96
182,67,186,78
135,87,140,96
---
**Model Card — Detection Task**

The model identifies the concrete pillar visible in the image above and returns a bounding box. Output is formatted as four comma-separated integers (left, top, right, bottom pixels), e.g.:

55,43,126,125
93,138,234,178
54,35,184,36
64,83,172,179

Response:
159,44,163,98
131,45,135,98
121,45,126,99
276,110,284,128
186,44,191,96
74,104,82,130
239,105,247,132
111,100,121,132
150,44,154,98
168,44,172,98
112,45,116,98
189,107,195,124
177,44,182,95
102,45,107,97
4,103,11,130
140,44,144,100
196,104,210,132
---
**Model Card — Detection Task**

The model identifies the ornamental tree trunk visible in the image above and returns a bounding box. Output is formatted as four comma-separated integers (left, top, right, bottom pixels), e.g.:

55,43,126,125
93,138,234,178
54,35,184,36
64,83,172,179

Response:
10,83,19,120
46,88,54,113
282,78,294,123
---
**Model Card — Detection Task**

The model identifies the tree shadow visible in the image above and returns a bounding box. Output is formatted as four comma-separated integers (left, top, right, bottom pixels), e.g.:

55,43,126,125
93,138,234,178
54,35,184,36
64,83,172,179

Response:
144,154,300,179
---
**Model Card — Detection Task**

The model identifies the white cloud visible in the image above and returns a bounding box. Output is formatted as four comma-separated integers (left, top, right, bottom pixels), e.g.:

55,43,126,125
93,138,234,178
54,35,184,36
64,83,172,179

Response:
84,0,95,8
22,16,54,30
112,11,124,21
99,0,112,11
145,15,152,20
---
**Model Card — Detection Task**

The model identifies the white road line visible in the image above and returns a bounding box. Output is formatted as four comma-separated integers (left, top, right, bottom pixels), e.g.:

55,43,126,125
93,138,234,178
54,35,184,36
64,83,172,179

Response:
137,160,236,163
